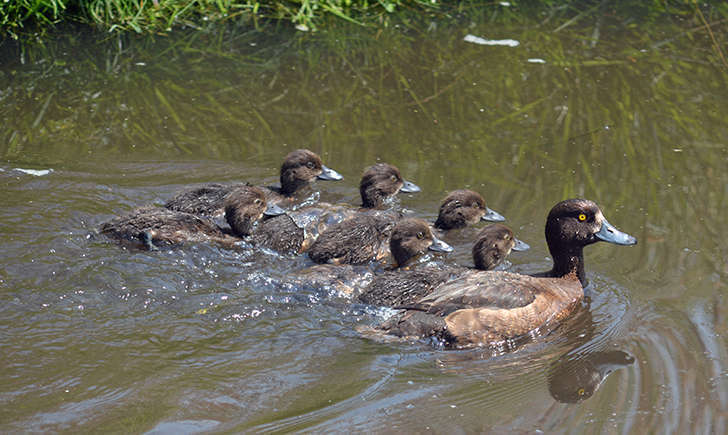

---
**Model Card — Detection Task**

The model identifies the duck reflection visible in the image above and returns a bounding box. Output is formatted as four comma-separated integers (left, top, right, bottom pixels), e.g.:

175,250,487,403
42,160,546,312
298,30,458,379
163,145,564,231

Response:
547,349,634,403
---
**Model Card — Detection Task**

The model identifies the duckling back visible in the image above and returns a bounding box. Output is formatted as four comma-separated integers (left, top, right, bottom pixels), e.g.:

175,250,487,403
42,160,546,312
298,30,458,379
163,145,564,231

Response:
308,213,395,265
165,183,242,217
100,206,231,250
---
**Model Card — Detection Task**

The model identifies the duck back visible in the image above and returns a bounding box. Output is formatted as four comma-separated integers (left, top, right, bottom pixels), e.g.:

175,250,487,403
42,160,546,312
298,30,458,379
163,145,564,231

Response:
308,213,396,265
100,206,232,249
165,183,242,217
358,267,457,307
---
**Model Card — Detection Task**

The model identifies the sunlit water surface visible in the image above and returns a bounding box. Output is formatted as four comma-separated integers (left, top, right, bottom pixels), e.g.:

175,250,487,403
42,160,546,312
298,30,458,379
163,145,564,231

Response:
1,10,727,433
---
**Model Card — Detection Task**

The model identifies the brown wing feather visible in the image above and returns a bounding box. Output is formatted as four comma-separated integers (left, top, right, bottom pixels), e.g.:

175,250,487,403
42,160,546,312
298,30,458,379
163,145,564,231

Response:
379,271,584,349
411,271,538,315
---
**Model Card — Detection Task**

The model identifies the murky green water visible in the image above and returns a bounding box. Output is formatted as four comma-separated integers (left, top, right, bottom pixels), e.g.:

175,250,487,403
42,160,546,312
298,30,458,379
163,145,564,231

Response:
1,10,727,433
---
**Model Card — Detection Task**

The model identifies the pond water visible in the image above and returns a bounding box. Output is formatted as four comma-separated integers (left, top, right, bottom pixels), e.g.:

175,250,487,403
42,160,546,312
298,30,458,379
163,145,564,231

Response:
1,9,727,432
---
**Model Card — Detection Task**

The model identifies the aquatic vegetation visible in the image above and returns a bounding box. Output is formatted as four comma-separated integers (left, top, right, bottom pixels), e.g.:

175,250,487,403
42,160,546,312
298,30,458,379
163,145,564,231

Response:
2,0,728,40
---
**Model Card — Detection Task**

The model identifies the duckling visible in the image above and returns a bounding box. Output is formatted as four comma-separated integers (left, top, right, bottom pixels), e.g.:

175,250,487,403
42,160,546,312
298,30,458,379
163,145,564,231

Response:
358,223,529,307
471,224,530,270
433,189,505,230
164,149,342,217
375,199,637,349
101,186,283,250
255,162,421,255
283,218,452,297
359,163,420,208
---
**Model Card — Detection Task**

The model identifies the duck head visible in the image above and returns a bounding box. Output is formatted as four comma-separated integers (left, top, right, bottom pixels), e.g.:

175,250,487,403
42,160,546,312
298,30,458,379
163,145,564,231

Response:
279,149,343,196
389,218,452,267
359,163,421,208
471,223,529,270
545,199,637,286
434,189,505,230
224,186,285,236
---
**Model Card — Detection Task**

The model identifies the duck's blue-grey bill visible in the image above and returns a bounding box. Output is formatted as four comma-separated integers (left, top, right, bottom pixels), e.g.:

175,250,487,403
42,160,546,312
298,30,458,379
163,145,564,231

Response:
428,236,453,253
482,207,506,222
317,165,344,181
595,218,637,245
400,180,421,193
512,238,530,251
264,203,286,216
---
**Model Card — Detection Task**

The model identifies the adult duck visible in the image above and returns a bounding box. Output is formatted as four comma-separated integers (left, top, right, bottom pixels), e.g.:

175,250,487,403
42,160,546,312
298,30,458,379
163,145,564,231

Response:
375,199,637,349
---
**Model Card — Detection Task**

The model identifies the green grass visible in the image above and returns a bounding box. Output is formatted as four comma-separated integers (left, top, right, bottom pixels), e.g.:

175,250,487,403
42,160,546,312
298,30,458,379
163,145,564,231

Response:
3,0,728,40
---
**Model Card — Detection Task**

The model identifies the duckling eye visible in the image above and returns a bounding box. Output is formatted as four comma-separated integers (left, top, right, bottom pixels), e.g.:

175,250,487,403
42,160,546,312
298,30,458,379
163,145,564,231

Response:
577,388,585,396
306,161,315,169
578,214,587,221
390,174,398,182
416,231,425,239
254,198,262,205
454,200,462,207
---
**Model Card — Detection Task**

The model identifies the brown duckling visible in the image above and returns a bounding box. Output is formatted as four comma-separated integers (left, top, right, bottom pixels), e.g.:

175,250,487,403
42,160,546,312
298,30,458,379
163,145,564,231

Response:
164,149,342,217
375,199,637,349
433,189,505,230
471,224,530,270
254,162,421,255
284,218,452,296
358,223,529,307
101,186,283,250
359,163,420,208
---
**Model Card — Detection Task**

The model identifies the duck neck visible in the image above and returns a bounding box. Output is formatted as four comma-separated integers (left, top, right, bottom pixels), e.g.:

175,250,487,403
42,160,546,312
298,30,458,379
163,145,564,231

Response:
279,176,305,196
226,214,254,237
361,192,384,209
549,245,587,287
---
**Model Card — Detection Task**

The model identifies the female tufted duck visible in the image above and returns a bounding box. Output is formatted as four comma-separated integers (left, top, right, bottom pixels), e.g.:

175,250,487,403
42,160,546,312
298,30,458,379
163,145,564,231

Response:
375,199,636,349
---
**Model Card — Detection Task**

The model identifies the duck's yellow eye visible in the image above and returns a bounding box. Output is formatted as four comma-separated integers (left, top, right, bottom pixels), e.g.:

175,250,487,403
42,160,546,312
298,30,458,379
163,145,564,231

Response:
416,231,425,239
577,388,585,396
578,214,587,221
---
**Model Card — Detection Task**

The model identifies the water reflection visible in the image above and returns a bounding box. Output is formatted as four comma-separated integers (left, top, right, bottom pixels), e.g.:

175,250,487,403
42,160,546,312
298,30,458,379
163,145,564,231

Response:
548,350,634,403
